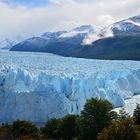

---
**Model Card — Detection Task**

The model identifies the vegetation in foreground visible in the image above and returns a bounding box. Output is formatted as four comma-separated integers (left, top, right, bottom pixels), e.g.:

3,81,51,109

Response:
0,98,140,140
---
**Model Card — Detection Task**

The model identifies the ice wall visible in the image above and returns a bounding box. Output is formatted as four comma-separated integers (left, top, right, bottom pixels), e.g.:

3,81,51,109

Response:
0,51,140,124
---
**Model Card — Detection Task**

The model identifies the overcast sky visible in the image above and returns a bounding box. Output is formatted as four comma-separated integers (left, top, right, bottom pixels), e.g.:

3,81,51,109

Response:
0,0,140,40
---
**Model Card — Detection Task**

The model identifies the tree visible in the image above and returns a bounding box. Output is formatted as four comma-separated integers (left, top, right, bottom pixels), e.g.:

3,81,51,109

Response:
41,115,79,140
133,104,140,125
12,120,38,138
0,124,12,140
60,114,79,140
118,107,129,120
97,119,137,140
41,118,62,139
79,98,117,140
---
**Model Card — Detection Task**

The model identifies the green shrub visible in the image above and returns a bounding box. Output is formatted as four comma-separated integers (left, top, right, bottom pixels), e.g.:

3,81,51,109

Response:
98,118,137,140
12,120,38,138
118,107,129,120
41,115,79,140
41,118,62,139
0,124,12,140
133,104,140,125
60,114,79,139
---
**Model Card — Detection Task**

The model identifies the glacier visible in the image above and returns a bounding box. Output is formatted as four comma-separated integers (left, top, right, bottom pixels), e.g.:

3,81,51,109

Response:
114,94,140,115
0,51,140,124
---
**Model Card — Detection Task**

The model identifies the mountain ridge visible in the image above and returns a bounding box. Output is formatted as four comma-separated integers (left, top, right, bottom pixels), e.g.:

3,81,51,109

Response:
10,15,140,60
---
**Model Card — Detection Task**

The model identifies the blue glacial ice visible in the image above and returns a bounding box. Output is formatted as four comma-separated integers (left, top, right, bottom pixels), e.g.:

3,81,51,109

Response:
0,51,140,124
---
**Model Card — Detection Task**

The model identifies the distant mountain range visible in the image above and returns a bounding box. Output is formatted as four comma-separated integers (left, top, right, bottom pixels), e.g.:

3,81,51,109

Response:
9,15,140,60
0,37,23,50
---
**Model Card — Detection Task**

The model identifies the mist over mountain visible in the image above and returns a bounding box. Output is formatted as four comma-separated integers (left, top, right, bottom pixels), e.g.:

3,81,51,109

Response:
10,15,140,60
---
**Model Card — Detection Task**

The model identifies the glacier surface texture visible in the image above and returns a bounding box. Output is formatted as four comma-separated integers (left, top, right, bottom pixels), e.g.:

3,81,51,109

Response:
0,51,140,124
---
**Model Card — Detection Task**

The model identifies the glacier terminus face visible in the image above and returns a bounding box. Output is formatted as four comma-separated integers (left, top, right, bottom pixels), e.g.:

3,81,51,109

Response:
0,51,140,124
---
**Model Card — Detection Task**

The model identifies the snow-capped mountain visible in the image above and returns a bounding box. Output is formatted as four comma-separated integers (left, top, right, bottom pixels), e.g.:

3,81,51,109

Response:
10,25,96,52
83,15,140,45
0,37,22,50
41,31,67,40
59,25,94,38
82,26,114,45
0,51,140,124
112,15,140,33
10,15,140,60
10,31,67,52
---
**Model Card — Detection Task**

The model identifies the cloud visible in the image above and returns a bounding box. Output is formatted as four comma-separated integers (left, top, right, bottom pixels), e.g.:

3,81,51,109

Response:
96,15,114,26
0,0,140,40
